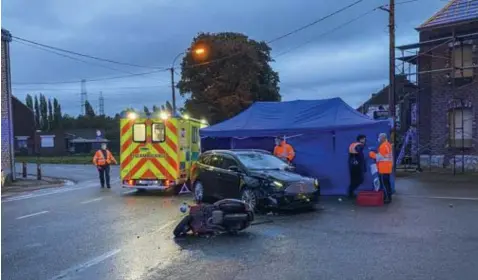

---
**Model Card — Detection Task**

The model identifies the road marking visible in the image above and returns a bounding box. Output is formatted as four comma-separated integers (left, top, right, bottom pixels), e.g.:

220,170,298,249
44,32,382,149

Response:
401,195,478,201
80,197,103,204
16,211,49,220
157,220,177,232
122,190,137,195
2,183,98,203
50,249,121,280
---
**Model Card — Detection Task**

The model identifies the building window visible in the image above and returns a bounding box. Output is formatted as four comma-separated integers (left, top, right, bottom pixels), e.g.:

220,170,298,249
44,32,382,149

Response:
448,108,473,148
133,124,146,142
152,123,165,142
40,135,55,148
15,136,29,149
452,44,473,78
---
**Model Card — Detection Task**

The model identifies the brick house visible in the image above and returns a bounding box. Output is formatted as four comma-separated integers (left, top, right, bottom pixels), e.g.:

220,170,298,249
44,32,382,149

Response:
12,96,36,155
397,0,478,171
35,129,109,156
357,75,418,132
1,28,15,184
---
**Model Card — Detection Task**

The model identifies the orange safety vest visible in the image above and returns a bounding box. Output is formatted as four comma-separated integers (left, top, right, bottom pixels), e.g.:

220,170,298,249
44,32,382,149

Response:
274,141,295,162
369,141,393,174
92,149,117,166
348,142,363,154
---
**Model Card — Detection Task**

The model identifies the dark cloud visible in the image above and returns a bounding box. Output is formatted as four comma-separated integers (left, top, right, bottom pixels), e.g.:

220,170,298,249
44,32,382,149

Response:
3,0,446,115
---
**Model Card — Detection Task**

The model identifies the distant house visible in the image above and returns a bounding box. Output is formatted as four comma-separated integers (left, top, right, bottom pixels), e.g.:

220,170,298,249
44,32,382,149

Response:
35,129,109,156
397,0,478,170
1,28,15,183
12,96,36,155
357,75,418,135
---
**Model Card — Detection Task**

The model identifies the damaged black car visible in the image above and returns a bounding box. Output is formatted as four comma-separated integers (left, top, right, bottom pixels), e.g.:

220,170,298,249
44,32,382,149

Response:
190,149,320,211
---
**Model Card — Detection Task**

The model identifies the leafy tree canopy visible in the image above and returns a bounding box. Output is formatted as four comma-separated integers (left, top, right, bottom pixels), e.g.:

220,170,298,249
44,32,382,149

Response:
177,32,281,124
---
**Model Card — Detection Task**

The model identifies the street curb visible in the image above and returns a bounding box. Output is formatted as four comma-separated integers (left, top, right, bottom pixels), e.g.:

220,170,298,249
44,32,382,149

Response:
14,172,79,184
1,175,76,198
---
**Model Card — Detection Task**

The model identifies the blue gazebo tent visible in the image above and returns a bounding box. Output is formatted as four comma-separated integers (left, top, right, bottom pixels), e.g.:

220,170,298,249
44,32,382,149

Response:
200,97,392,195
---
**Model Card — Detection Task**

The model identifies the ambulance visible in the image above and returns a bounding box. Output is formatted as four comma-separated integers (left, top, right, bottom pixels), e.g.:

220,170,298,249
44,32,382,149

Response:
120,110,207,192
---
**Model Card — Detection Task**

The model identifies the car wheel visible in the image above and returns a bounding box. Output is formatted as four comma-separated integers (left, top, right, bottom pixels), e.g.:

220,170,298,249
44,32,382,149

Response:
240,188,258,212
193,181,204,203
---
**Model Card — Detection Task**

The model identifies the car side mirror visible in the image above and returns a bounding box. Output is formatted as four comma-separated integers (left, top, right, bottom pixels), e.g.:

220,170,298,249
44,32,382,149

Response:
228,165,241,173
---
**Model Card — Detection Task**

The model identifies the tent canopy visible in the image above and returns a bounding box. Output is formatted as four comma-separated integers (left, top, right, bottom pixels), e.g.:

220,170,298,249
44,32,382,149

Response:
200,97,388,137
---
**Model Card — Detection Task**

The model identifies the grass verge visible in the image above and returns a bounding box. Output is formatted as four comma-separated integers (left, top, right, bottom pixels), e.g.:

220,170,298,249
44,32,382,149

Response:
15,155,119,165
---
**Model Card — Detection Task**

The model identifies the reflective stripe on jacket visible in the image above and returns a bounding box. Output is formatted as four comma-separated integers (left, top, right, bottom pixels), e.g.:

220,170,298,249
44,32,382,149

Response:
273,141,295,162
369,141,393,174
348,142,362,154
92,149,117,166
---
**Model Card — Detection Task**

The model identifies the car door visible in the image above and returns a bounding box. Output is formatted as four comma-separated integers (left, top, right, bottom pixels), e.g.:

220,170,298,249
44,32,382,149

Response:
206,155,225,199
215,155,242,199
194,154,213,189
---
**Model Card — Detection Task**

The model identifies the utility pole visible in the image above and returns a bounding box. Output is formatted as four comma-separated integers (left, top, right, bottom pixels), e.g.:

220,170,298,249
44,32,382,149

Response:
170,67,176,115
380,0,396,169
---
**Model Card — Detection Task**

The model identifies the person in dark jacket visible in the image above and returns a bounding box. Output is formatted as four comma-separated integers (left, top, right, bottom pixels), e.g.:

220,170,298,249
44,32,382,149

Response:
348,134,367,198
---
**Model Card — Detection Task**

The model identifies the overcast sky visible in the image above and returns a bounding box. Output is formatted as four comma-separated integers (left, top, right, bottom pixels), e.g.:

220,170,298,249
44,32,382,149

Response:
2,0,445,116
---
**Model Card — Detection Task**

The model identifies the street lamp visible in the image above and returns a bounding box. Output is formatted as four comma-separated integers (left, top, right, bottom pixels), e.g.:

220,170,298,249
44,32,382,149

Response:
170,47,206,115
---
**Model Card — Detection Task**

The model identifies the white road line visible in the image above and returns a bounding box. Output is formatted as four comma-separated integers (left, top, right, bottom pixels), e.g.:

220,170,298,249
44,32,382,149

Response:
50,249,121,280
16,211,49,220
80,197,103,204
156,220,177,232
2,184,98,203
401,195,478,201
122,190,137,195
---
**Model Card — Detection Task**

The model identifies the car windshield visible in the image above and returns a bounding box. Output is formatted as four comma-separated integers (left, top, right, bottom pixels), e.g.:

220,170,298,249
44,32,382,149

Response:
236,152,289,170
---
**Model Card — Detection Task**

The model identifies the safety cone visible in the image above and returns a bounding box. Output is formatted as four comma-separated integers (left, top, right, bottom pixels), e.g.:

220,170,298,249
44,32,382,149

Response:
178,183,191,194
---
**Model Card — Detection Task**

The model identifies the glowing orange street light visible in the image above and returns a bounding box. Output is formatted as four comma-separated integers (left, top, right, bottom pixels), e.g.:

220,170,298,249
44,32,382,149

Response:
170,46,208,114
194,48,205,55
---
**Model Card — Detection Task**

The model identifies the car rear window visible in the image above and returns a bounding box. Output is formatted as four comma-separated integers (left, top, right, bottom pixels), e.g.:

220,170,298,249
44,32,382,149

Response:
209,155,224,168
198,154,212,165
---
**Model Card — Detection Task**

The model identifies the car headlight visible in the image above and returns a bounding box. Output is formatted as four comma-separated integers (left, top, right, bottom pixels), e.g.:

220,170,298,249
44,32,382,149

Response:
271,180,284,189
314,179,319,188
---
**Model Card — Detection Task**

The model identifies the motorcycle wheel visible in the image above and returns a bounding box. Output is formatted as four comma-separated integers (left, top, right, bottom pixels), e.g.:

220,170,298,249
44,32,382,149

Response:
173,216,192,237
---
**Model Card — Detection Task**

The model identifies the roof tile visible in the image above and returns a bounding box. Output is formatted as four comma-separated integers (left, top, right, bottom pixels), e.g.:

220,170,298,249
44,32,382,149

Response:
419,0,478,29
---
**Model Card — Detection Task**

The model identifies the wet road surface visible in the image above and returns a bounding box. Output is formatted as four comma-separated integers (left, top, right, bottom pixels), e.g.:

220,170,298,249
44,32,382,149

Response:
2,165,478,280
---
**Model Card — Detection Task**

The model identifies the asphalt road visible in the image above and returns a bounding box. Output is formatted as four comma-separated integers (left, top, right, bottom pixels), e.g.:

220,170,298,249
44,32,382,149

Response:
2,164,478,280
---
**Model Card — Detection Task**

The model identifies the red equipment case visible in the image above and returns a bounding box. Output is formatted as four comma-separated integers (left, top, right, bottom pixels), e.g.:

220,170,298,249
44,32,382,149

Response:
356,190,384,207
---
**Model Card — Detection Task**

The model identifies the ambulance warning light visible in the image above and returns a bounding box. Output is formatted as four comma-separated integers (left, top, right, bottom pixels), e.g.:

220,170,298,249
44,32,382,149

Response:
159,111,169,120
127,112,137,120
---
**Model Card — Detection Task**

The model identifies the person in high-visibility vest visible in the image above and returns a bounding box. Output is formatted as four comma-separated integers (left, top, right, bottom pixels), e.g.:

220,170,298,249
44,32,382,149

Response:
273,137,295,163
92,143,117,188
369,133,393,203
348,134,367,198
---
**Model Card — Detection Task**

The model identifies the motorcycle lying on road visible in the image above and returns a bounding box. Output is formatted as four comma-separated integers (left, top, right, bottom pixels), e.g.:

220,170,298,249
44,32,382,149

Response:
173,199,255,237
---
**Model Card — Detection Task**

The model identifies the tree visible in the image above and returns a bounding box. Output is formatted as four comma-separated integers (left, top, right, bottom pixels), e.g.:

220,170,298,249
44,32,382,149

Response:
34,95,40,129
53,98,62,129
84,100,95,117
39,94,48,130
143,106,150,115
165,101,173,114
47,99,53,130
177,32,280,124
152,105,159,113
25,94,34,111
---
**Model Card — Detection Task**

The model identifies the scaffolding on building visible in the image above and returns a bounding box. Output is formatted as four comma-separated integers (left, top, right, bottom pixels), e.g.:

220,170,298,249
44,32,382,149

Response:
395,28,478,174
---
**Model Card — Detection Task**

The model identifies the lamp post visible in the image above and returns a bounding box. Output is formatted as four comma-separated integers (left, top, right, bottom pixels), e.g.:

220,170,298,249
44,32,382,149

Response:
170,48,206,115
